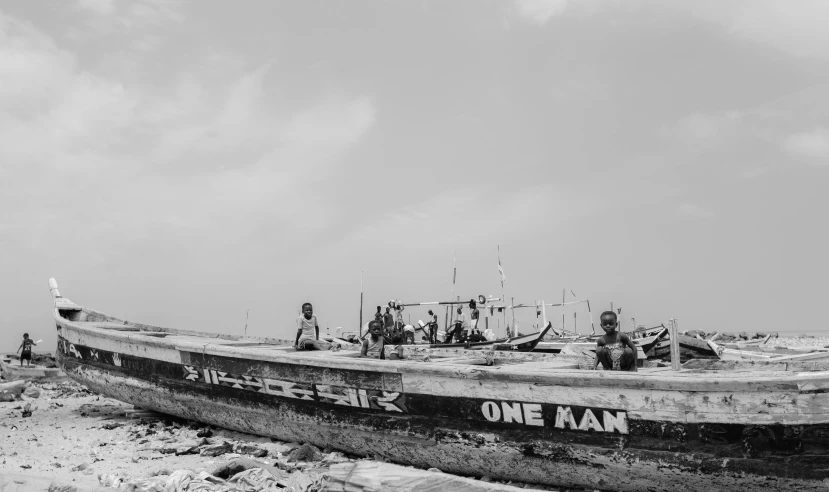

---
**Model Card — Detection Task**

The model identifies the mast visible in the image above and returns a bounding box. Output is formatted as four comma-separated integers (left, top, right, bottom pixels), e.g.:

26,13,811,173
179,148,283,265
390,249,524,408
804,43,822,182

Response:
359,270,364,336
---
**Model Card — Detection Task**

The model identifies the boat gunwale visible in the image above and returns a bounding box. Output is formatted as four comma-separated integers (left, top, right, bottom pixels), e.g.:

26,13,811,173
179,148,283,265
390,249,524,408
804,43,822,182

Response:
52,306,829,393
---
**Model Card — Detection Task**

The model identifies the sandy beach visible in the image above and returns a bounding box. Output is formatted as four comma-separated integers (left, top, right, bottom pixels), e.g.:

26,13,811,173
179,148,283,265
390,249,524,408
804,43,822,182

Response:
0,378,565,492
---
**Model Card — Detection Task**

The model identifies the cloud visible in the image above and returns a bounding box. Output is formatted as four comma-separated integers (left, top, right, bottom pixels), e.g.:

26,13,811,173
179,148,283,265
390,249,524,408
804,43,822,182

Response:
512,0,569,25
679,1,829,60
0,9,376,257
76,0,115,16
71,0,184,51
671,111,743,143
677,203,714,219
783,128,829,162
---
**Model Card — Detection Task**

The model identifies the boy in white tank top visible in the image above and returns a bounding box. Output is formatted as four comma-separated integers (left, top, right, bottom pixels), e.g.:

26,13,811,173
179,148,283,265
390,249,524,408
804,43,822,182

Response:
361,321,385,359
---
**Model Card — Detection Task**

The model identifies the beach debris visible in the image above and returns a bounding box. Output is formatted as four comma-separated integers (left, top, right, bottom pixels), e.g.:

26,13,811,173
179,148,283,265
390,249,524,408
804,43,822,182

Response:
233,443,268,457
175,438,208,456
99,465,289,492
200,441,234,457
321,451,350,464
22,402,33,418
0,380,30,402
22,386,41,399
72,462,90,472
327,461,529,491
287,443,322,463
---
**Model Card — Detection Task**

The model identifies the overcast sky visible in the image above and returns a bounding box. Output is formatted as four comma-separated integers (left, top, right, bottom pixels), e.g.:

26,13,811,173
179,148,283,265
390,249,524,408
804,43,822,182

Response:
2,0,828,352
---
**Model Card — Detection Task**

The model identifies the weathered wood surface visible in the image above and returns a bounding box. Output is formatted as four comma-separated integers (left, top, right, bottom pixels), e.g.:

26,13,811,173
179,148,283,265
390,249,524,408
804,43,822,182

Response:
326,462,527,491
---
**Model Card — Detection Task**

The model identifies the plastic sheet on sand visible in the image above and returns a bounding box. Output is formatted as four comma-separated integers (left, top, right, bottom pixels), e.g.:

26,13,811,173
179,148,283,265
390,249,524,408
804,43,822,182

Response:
100,468,283,492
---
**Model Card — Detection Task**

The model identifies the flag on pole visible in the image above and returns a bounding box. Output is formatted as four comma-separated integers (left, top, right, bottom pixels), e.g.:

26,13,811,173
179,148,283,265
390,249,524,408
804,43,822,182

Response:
497,245,505,288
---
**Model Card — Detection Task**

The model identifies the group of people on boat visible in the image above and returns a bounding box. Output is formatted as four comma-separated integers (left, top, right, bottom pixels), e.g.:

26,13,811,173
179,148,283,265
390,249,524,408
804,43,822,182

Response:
294,302,637,371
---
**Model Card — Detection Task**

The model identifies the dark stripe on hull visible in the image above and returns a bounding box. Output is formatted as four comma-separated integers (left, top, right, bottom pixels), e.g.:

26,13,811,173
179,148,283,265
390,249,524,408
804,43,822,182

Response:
55,337,829,491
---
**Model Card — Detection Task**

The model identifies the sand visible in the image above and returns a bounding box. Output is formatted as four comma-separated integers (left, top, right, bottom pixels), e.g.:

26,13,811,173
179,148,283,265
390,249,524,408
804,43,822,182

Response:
0,380,562,491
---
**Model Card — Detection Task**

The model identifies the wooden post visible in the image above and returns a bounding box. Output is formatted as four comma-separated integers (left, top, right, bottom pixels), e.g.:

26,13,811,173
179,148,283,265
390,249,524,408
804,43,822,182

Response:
561,289,566,336
541,300,547,332
669,318,680,371
586,300,595,334
511,297,516,337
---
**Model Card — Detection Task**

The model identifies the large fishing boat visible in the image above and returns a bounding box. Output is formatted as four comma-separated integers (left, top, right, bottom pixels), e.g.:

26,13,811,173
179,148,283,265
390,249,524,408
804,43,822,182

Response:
50,278,829,491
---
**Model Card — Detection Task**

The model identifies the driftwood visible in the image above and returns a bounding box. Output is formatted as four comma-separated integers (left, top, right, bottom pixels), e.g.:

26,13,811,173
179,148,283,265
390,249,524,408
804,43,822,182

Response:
326,462,527,491
0,380,30,402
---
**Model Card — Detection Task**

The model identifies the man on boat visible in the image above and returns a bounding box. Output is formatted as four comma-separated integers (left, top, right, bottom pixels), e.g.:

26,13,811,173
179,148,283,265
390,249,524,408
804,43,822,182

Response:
427,310,439,344
383,307,394,337
594,311,637,371
445,307,466,343
469,299,480,338
295,303,323,351
16,333,37,367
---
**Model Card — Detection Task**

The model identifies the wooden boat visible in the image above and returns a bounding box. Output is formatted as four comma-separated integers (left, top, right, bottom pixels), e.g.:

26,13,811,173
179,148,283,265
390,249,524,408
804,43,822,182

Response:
535,327,666,356
49,279,829,491
1,354,67,381
650,331,719,359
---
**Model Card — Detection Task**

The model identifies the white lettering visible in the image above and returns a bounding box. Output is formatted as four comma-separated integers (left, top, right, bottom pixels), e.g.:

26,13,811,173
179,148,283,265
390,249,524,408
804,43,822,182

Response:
316,385,350,405
554,406,578,430
375,392,404,412
602,411,629,434
578,409,604,432
481,401,501,422
523,403,544,426
501,402,523,424
262,379,314,400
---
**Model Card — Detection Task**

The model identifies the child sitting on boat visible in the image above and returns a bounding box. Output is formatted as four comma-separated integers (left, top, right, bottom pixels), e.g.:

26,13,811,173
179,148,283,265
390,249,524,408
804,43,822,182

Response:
295,303,323,351
361,321,386,359
16,333,37,367
594,311,637,371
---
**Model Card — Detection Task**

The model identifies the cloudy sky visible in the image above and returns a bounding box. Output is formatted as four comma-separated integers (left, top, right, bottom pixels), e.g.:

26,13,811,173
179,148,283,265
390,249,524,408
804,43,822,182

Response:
2,0,828,351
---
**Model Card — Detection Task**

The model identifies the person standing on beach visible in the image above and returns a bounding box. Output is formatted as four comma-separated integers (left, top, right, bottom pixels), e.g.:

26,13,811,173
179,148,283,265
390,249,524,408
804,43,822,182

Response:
295,303,322,350
16,333,37,367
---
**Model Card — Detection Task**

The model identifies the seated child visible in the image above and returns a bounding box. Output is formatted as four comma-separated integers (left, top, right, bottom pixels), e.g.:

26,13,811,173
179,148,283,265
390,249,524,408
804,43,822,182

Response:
361,320,386,359
594,311,637,371
295,303,323,350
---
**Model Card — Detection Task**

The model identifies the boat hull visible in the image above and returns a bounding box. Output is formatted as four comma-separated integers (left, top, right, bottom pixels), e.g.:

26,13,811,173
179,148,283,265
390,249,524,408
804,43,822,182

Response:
54,326,829,492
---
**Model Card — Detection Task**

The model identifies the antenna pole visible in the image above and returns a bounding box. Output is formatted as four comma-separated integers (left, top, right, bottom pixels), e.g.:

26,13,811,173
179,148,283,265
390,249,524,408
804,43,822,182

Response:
359,270,364,336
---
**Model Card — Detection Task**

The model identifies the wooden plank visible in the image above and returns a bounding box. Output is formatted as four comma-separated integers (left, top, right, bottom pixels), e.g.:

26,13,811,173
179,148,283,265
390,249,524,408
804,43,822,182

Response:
326,462,527,492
